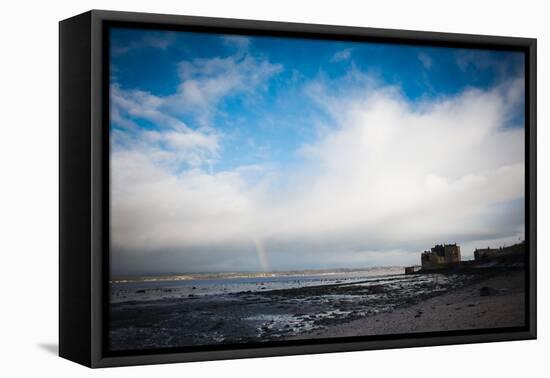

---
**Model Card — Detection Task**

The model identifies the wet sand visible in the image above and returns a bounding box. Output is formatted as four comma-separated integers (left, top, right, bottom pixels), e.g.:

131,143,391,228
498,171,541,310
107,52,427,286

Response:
298,270,525,339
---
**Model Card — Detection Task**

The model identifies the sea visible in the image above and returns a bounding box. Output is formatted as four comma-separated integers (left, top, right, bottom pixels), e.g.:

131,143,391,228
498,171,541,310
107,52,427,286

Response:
110,266,406,303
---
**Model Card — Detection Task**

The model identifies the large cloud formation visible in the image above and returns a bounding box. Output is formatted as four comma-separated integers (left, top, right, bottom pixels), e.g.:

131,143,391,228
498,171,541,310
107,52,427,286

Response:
110,64,525,275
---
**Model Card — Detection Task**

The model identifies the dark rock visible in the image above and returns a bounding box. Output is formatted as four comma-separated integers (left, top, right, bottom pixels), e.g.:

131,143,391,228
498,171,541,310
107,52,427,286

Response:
480,286,499,296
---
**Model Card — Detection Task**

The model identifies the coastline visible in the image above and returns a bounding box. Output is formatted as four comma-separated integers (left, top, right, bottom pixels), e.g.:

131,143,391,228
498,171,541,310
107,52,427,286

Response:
109,268,525,351
291,269,525,340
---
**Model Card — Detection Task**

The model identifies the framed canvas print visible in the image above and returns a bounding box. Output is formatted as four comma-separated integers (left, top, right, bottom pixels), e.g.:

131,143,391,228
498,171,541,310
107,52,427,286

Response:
59,10,537,368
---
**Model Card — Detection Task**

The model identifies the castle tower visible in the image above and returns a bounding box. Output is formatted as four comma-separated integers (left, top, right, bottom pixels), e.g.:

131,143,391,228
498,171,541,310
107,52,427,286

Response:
444,244,461,263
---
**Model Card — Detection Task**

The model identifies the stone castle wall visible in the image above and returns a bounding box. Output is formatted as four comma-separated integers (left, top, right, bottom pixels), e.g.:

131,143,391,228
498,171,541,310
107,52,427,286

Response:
421,244,461,269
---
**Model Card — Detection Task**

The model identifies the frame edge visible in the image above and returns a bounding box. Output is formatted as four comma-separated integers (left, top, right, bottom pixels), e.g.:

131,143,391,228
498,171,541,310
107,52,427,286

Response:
80,9,537,368
59,11,94,368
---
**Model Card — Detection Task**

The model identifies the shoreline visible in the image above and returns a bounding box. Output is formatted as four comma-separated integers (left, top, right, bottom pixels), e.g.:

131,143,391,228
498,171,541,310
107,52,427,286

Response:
290,269,525,340
109,268,525,351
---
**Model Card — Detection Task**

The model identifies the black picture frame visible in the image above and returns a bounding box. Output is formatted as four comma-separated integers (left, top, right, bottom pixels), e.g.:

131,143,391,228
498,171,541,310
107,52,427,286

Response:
59,9,537,368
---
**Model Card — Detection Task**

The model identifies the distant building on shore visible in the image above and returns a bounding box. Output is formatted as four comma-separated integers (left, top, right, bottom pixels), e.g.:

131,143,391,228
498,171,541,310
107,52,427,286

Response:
405,266,422,274
474,241,526,261
405,241,525,274
421,243,461,269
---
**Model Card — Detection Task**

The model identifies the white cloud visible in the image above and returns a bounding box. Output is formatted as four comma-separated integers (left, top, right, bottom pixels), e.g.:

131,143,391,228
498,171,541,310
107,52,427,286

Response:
167,53,282,125
418,52,433,69
331,48,353,62
221,35,251,55
112,39,282,131
111,72,525,275
110,40,283,169
111,84,221,168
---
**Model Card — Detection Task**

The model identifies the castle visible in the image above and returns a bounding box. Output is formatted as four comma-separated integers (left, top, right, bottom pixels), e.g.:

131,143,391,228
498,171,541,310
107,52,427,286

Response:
420,243,461,269
405,241,525,274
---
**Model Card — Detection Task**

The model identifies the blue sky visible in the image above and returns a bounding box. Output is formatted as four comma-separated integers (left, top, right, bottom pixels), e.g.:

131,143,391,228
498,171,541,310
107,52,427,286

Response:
110,28,524,174
109,27,525,275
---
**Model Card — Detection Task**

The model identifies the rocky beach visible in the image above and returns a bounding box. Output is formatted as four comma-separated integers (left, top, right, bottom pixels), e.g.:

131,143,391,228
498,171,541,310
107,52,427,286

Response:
298,269,525,339
109,267,525,351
